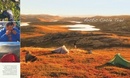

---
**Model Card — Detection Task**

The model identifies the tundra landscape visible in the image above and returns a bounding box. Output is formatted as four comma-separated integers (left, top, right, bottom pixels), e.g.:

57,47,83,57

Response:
21,15,130,78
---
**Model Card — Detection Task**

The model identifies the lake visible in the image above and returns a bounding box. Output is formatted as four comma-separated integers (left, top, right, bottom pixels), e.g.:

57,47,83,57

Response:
21,22,100,31
62,24,100,31
21,22,30,26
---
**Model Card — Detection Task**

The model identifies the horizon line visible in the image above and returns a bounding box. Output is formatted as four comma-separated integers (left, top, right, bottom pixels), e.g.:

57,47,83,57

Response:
21,13,130,17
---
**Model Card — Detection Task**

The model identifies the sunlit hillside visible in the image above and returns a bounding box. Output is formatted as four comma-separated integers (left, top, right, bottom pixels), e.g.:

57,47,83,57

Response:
21,47,130,78
21,15,130,78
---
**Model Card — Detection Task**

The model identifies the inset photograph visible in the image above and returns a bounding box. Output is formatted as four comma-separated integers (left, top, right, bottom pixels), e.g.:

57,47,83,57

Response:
0,21,20,42
0,42,20,62
0,0,20,21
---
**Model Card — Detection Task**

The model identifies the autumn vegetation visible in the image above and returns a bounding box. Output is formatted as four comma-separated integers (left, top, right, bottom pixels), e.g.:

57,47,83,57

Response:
21,15,130,78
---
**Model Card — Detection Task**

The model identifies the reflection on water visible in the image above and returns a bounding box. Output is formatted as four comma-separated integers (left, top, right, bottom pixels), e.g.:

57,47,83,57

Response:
62,24,100,31
21,22,100,31
21,22,30,26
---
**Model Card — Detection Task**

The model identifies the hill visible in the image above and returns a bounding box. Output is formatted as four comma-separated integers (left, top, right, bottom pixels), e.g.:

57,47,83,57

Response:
21,14,61,22
21,31,130,50
21,15,130,35
21,15,130,78
21,47,130,78
83,15,130,36
21,15,130,49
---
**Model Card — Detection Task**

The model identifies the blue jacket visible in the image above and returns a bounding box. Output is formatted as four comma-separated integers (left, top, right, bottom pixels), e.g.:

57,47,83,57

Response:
0,28,20,42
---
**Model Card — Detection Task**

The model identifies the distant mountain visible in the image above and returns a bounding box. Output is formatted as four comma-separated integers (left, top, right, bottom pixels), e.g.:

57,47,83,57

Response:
21,14,130,23
21,14,62,22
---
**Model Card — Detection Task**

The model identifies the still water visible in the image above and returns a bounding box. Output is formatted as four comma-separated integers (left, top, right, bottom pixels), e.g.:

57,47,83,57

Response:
62,24,100,31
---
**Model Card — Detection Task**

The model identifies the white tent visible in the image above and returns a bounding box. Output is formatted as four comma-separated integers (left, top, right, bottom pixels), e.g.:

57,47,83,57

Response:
52,45,69,54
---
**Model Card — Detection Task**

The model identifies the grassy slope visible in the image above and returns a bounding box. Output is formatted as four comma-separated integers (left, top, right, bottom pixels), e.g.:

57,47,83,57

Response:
21,25,68,38
21,47,130,78
21,15,130,78
21,28,130,49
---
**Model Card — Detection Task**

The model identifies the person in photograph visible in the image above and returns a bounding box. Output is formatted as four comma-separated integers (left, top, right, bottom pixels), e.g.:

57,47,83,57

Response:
0,22,20,42
1,9,14,21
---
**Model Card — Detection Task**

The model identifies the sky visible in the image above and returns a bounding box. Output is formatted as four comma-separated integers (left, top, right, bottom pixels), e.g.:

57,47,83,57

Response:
21,0,130,16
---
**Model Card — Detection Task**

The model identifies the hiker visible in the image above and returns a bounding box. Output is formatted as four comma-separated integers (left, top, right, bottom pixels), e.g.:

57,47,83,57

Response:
24,50,37,63
1,10,14,21
74,41,77,49
0,22,20,41
0,22,20,34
